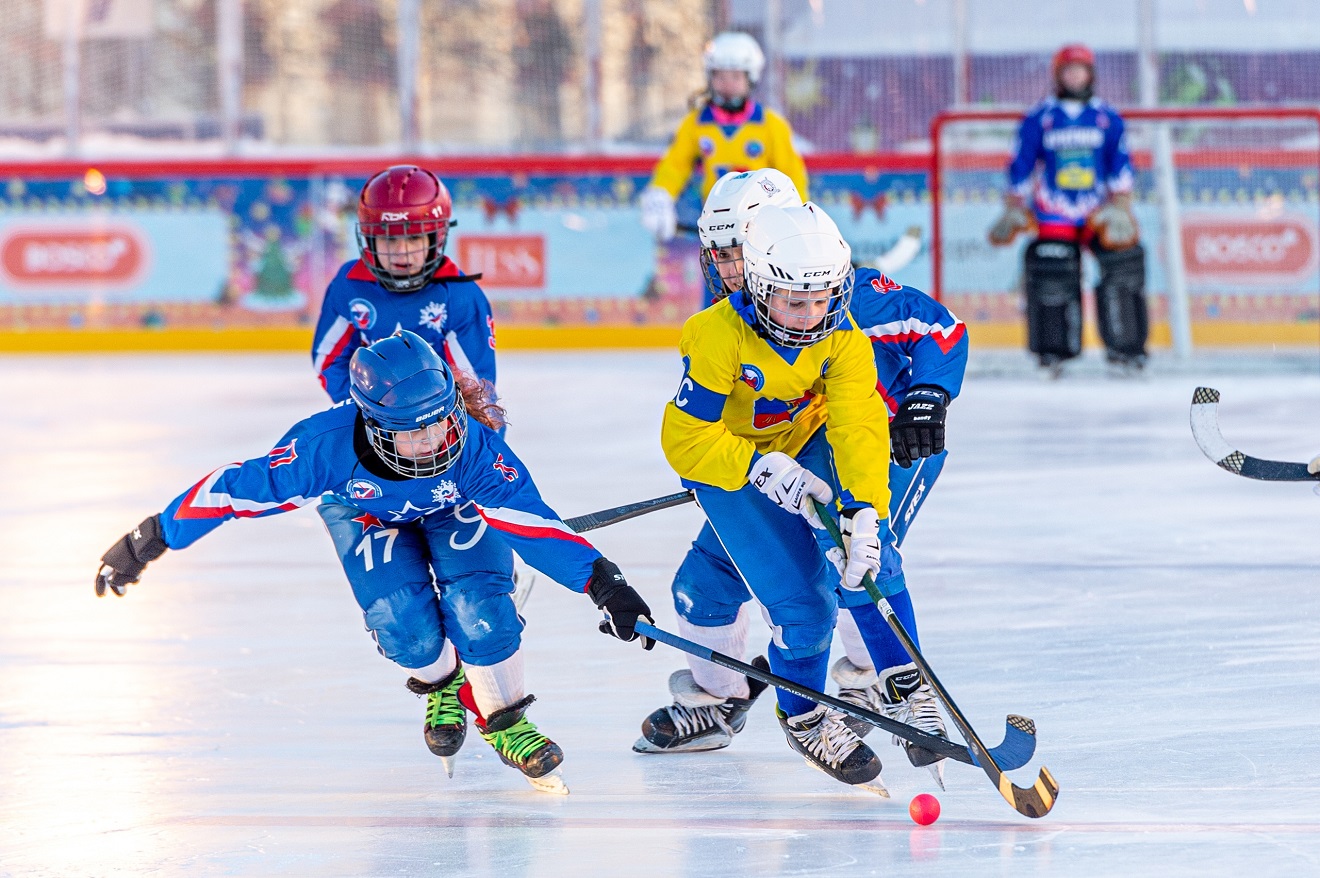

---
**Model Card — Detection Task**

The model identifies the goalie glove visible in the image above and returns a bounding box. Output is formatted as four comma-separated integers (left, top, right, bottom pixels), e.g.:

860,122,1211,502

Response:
587,557,655,649
95,514,168,597
890,386,949,468
639,185,678,242
988,194,1035,246
748,451,832,530
1088,193,1139,250
839,507,883,592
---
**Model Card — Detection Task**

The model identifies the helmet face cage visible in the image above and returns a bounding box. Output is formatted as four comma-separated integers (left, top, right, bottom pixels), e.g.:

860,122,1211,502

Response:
745,266,856,348
355,219,450,293
364,394,468,478
700,245,744,302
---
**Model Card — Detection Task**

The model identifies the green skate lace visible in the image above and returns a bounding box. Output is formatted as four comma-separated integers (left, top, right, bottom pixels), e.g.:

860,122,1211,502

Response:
425,670,466,728
481,716,549,765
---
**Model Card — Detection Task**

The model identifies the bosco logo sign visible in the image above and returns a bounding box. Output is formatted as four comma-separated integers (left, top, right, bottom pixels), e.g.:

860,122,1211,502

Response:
456,235,546,288
0,225,148,288
1181,217,1316,281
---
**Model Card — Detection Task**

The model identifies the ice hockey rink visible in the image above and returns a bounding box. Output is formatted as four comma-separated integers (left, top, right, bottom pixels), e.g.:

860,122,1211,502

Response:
2,348,1319,877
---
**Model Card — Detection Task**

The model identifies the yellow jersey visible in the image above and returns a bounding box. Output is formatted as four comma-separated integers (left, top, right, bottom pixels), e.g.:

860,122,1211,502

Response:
649,102,809,202
661,294,890,511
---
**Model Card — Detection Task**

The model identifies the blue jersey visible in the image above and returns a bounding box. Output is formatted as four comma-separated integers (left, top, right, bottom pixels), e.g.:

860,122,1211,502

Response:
848,268,968,414
158,402,601,592
312,257,497,403
1009,98,1134,227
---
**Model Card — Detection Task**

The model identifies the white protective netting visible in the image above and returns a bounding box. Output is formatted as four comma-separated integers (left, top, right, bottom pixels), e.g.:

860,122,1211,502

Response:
931,108,1320,352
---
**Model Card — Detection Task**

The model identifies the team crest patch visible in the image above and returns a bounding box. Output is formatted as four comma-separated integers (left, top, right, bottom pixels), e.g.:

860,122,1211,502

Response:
267,439,298,468
347,478,383,500
745,140,764,158
492,453,519,482
698,136,715,156
419,302,447,331
738,363,766,391
870,274,902,294
348,298,377,330
432,480,460,505
752,392,815,430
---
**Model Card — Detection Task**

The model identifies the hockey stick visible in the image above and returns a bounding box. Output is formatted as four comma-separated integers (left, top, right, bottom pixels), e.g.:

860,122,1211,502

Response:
812,499,1059,818
1190,387,1319,482
563,490,695,534
633,621,1037,771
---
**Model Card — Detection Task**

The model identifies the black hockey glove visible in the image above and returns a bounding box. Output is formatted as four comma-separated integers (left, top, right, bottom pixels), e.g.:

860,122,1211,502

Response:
586,557,655,649
890,386,949,468
96,514,168,597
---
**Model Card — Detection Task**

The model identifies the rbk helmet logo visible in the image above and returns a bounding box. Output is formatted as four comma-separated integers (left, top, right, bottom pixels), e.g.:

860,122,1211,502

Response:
348,298,377,330
381,211,409,221
492,454,519,482
347,478,383,500
268,439,298,468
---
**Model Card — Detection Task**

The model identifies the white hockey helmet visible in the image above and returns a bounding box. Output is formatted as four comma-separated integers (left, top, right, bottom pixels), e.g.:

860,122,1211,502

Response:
741,202,855,348
699,169,803,301
703,32,766,85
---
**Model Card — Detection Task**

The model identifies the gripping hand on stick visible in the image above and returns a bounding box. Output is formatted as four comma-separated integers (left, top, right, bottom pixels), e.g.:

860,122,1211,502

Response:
587,557,655,649
749,451,833,529
839,507,883,592
95,514,168,597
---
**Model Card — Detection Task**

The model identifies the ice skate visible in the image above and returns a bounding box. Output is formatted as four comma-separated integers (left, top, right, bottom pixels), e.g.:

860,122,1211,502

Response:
1105,351,1147,380
406,665,468,777
633,659,770,754
878,663,949,789
777,705,887,797
477,695,567,795
1038,353,1066,380
830,655,885,739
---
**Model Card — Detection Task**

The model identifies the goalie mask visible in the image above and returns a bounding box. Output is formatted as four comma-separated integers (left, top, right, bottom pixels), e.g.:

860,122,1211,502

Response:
698,169,803,302
356,165,455,293
741,203,855,349
349,330,467,478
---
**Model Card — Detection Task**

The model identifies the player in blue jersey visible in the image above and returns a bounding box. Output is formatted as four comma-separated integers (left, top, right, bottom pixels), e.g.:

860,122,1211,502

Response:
989,44,1148,376
638,171,967,789
94,331,653,794
312,166,497,402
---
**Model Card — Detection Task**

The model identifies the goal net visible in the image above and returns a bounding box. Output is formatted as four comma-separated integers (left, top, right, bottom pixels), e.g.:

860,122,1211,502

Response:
930,107,1320,355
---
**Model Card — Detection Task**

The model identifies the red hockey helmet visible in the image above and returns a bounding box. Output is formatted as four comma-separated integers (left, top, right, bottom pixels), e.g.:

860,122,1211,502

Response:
1051,44,1095,100
355,165,454,292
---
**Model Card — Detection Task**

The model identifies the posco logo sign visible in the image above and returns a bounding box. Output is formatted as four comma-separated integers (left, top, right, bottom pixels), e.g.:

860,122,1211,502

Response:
1182,217,1315,279
0,225,148,287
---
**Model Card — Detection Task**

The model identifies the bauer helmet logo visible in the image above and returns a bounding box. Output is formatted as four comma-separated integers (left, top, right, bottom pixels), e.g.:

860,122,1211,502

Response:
416,407,446,422
381,211,409,221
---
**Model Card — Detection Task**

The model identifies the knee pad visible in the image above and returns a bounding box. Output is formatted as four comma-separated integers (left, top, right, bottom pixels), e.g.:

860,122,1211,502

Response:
439,573,523,665
757,593,836,659
364,581,445,669
1024,239,1082,359
1094,244,1148,357
671,541,749,626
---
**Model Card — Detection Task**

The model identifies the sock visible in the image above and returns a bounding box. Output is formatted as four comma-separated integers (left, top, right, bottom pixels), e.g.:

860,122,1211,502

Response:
678,606,751,699
767,642,829,718
834,606,874,672
849,590,920,672
406,640,456,684
464,650,525,720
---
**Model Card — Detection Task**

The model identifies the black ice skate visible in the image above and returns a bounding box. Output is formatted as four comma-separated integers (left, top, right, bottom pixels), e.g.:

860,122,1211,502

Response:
406,665,469,778
878,663,949,789
477,694,567,795
830,655,885,739
633,659,770,754
777,704,887,796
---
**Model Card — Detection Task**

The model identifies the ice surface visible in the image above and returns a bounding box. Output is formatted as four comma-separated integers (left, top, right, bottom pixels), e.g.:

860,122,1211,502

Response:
2,350,1319,877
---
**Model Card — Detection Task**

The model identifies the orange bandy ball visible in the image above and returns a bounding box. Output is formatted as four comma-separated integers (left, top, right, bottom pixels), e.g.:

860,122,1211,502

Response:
909,793,941,825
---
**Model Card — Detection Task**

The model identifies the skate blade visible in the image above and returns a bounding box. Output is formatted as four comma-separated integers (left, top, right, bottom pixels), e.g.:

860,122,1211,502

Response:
439,755,456,778
803,757,888,797
526,769,569,795
927,761,945,791
631,734,730,754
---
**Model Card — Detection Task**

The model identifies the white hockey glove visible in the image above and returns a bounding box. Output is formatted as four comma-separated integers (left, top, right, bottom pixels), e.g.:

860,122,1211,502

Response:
639,185,678,242
1308,454,1320,476
1088,193,1139,250
748,451,832,529
988,194,1034,246
840,507,882,592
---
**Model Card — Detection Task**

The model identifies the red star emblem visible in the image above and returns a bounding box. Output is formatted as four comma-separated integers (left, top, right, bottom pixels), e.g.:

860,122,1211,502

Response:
352,512,384,533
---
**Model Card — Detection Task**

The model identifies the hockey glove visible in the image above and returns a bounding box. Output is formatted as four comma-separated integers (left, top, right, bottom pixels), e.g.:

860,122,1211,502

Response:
587,557,655,649
1308,454,1320,476
96,514,168,597
890,386,949,468
1088,194,1139,250
639,185,678,242
840,507,883,592
749,451,833,530
988,194,1035,246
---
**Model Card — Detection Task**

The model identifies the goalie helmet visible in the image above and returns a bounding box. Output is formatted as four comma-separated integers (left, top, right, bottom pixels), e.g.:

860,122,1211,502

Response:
356,165,455,293
349,330,467,478
698,169,803,301
704,32,765,111
1051,44,1095,101
741,203,855,348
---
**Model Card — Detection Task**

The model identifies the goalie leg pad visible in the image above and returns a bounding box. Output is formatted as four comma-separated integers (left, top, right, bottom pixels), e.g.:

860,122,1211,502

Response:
1023,239,1083,360
1094,243,1149,359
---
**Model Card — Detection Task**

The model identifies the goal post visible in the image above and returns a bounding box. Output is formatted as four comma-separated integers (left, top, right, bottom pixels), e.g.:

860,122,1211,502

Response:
930,106,1320,355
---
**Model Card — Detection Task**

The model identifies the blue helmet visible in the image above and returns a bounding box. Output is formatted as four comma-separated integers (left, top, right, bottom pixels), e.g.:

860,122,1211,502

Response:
349,330,467,477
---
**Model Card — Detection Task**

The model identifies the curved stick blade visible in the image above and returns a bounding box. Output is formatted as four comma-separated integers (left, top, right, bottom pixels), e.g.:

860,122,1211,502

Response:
982,714,1037,770
1001,765,1060,819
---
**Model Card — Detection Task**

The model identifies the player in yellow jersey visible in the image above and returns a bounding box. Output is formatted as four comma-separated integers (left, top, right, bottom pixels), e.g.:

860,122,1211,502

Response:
655,202,895,791
638,32,809,242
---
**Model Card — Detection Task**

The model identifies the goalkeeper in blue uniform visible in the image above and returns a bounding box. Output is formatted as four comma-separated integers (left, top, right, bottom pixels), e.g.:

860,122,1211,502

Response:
989,44,1148,376
94,331,653,795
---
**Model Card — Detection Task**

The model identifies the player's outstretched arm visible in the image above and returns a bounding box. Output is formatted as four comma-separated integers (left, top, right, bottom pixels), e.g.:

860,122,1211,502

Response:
95,514,168,597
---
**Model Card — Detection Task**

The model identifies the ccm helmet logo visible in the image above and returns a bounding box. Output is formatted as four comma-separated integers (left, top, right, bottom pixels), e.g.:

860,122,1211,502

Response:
706,222,736,231
381,211,409,221
416,407,447,422
803,270,832,278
